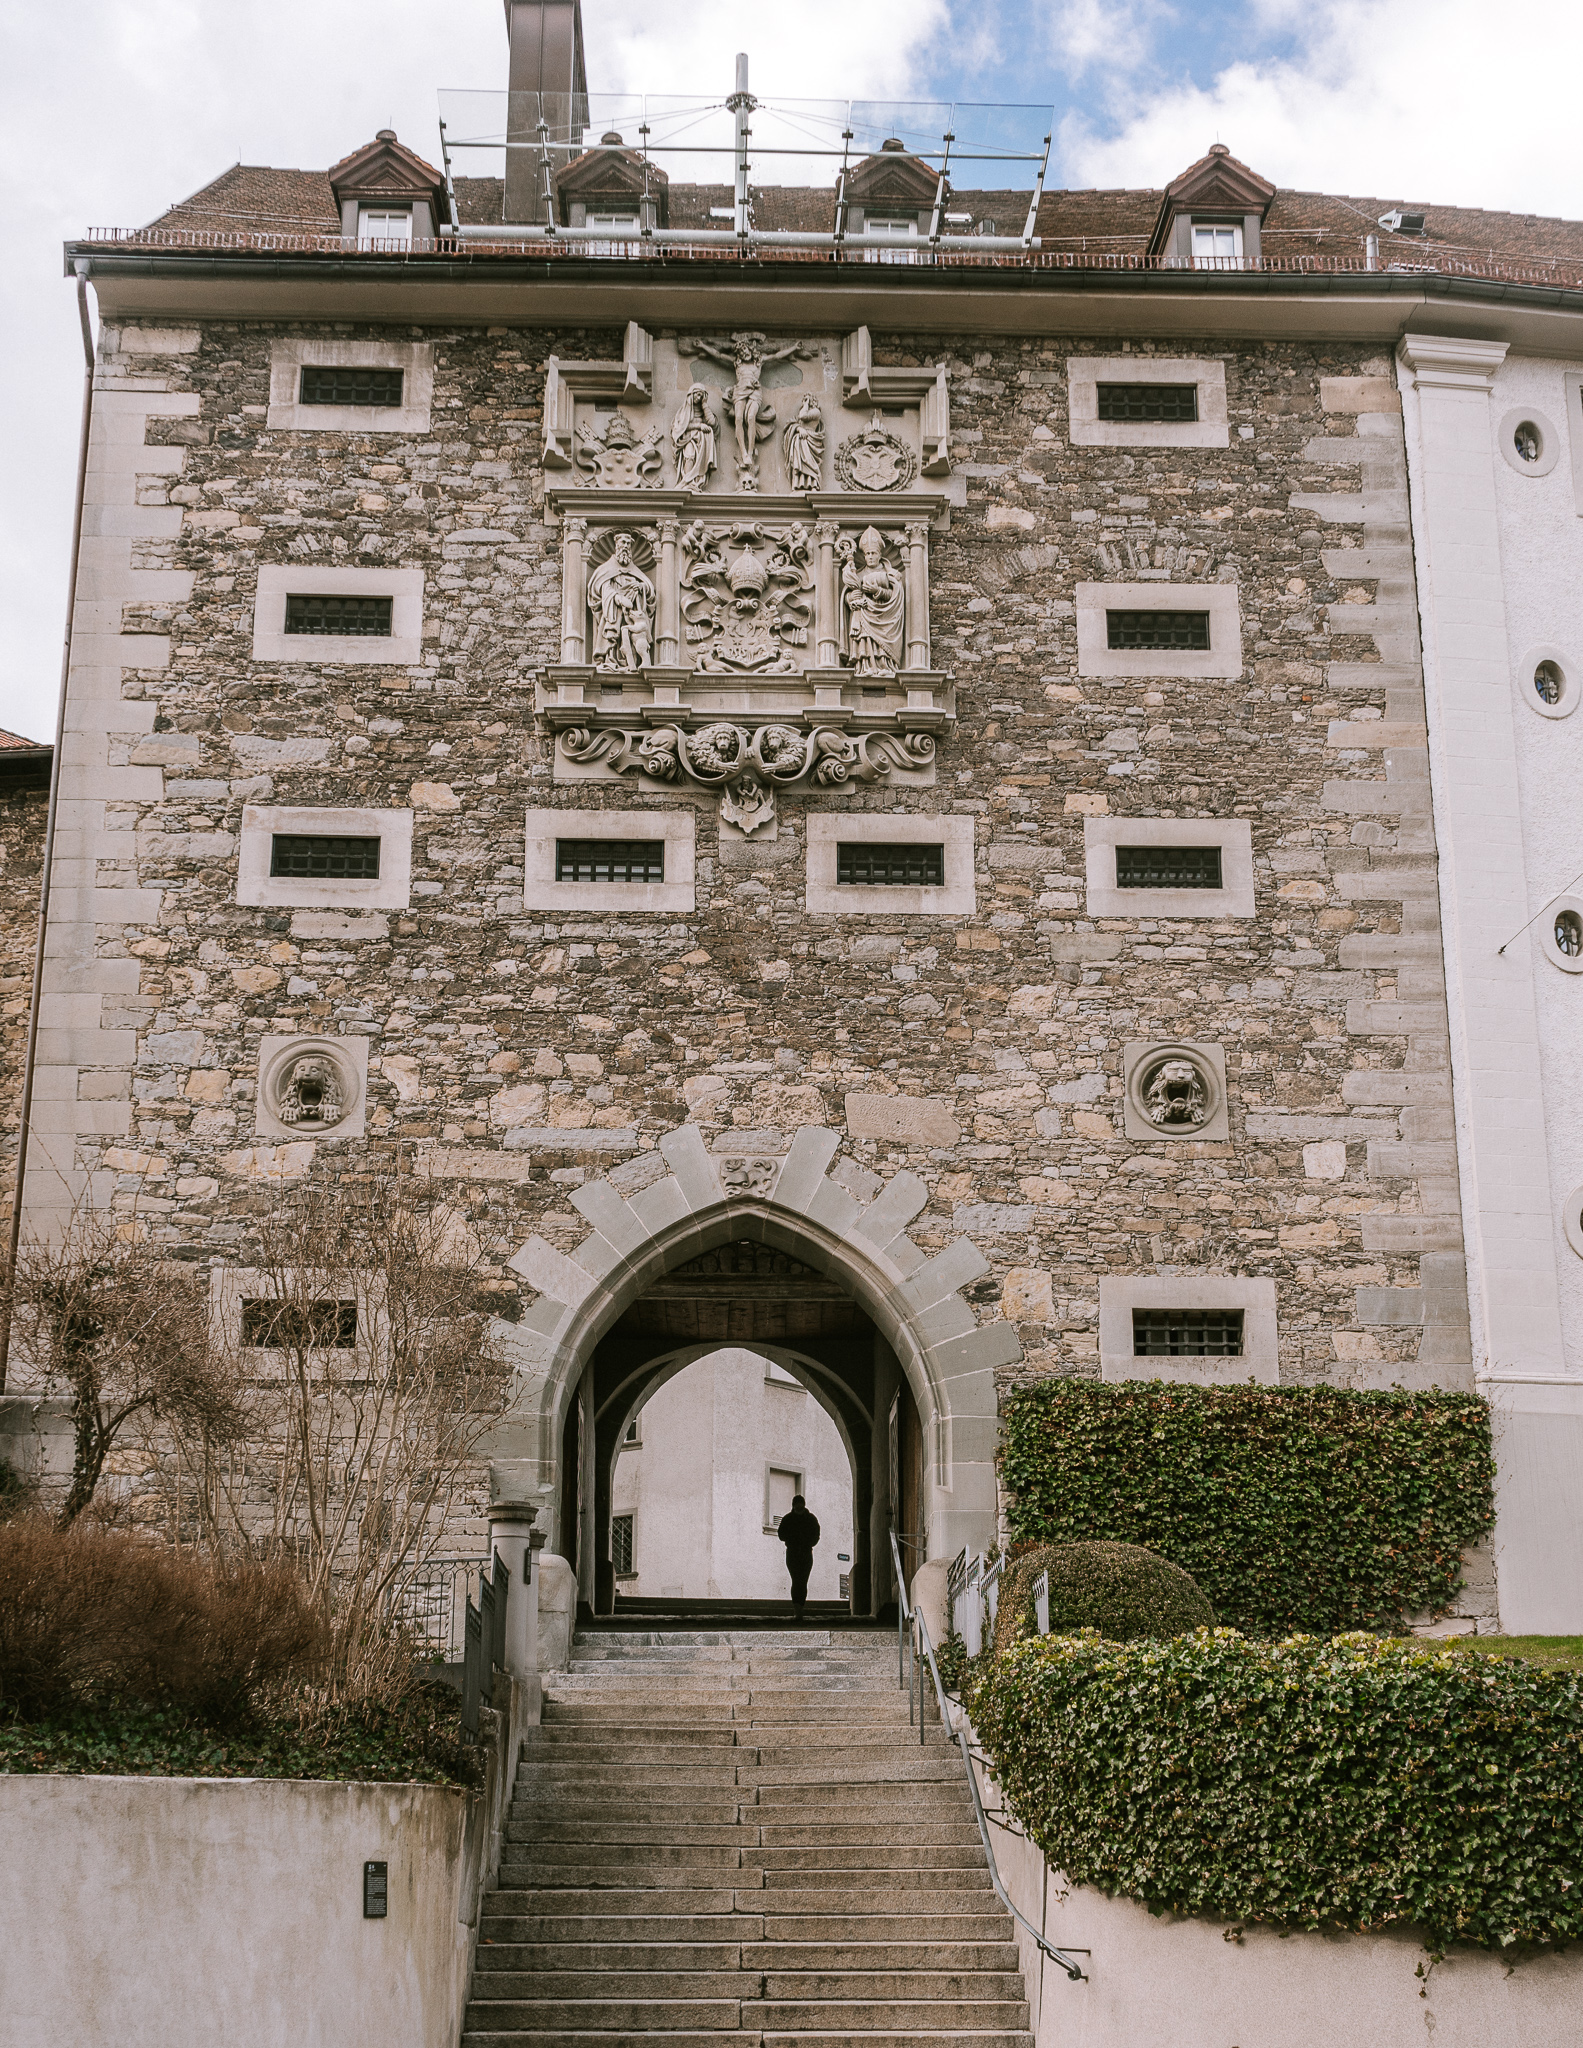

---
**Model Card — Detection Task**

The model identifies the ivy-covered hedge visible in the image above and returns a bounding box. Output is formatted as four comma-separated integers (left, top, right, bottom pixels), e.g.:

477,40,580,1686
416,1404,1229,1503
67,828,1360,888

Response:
1000,1380,1493,1637
971,1631,1583,1956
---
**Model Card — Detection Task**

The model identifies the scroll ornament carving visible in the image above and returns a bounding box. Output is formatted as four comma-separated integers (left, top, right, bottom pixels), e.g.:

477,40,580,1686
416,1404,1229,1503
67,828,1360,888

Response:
681,521,814,674
678,332,820,491
1138,1054,1211,1129
559,721,936,836
671,382,720,491
588,533,656,671
274,1051,351,1131
835,412,919,492
781,395,825,492
574,409,664,488
838,525,906,676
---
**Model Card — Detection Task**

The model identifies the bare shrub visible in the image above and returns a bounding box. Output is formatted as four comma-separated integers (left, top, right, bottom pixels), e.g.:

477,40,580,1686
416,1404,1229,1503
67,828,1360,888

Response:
172,1177,510,1694
0,1515,327,1719
2,1209,247,1528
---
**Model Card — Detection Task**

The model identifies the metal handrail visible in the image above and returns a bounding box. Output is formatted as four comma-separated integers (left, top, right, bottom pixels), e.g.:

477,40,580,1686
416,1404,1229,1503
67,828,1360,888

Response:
889,1529,1087,1983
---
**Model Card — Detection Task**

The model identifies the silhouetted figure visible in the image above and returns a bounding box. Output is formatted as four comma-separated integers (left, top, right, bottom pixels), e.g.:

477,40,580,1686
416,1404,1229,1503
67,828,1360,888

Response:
777,1494,821,1619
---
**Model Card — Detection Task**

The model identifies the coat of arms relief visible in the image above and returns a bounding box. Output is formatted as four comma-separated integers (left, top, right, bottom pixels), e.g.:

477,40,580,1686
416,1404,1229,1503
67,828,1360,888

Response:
538,326,956,834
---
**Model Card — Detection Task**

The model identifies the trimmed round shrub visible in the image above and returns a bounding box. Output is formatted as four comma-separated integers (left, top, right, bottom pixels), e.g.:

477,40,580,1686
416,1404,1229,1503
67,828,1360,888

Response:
972,1630,1583,1956
997,1539,1212,1651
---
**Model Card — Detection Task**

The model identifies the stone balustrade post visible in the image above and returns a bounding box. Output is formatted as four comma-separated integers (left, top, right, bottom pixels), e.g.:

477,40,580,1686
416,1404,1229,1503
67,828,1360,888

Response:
904,521,931,671
560,517,589,665
487,1464,543,1695
814,521,841,668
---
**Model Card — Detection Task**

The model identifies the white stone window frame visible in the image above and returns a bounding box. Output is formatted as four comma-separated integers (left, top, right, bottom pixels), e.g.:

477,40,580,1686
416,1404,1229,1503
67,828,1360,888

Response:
1067,356,1229,450
1540,894,1583,976
255,1033,369,1142
1084,815,1255,918
251,564,426,666
764,1463,807,1533
238,805,414,911
1076,580,1243,680
1099,1275,1278,1386
1517,642,1578,721
525,806,696,913
805,813,976,916
266,338,435,434
1496,404,1561,479
210,1267,380,1368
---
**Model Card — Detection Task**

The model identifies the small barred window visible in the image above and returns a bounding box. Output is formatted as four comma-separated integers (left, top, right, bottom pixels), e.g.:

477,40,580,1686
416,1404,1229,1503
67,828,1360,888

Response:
1106,610,1212,651
298,365,405,407
1132,1308,1244,1358
835,842,946,887
612,1514,635,1576
269,834,382,880
283,594,393,637
554,839,665,884
241,1299,358,1349
1095,382,1199,424
1115,845,1223,890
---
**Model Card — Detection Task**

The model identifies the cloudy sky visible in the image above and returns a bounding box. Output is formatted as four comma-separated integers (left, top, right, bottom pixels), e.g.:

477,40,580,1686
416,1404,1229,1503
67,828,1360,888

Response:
1,0,1577,740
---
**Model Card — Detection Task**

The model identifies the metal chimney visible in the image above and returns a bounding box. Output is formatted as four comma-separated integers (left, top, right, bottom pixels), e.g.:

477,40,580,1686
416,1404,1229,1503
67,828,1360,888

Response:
503,0,588,224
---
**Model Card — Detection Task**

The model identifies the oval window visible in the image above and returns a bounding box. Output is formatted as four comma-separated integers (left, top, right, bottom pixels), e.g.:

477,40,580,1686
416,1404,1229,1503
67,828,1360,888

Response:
1535,660,1565,706
1556,910,1583,958
1514,420,1543,463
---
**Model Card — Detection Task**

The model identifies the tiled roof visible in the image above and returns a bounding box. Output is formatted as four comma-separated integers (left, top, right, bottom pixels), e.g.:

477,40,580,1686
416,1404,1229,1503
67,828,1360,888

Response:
0,728,50,751
137,158,1583,270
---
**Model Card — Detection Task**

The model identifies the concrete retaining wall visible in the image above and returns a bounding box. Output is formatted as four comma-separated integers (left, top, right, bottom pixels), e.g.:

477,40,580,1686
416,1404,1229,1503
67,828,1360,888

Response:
985,1757,1583,2047
0,1675,530,2048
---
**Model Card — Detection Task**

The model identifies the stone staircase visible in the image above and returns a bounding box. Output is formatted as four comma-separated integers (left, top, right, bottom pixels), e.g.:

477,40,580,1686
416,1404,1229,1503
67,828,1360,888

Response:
465,1625,1033,2047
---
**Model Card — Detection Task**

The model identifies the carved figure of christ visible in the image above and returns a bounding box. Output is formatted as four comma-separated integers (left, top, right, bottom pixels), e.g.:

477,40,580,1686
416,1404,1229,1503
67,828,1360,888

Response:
687,335,807,475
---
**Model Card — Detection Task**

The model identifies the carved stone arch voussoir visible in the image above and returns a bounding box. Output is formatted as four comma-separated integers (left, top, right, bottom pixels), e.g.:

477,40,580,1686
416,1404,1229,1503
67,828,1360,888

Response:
503,1120,1016,1557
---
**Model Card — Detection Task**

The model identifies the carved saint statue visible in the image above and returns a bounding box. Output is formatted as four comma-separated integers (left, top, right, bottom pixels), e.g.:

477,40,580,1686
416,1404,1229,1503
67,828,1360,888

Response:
782,395,825,493
588,533,655,672
837,525,906,677
670,382,719,491
679,332,818,490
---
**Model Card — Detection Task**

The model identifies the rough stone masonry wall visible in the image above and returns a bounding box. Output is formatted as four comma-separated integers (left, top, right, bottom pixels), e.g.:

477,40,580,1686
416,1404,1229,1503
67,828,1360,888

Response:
0,782,47,1239
21,318,1473,1460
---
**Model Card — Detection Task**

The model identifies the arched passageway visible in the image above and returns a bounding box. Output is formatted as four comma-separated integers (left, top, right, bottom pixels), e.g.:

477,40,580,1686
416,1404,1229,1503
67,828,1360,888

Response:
506,1122,1013,1614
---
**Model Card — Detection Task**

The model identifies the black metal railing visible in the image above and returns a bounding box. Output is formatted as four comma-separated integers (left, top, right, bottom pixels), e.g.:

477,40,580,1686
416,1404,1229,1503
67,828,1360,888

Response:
461,1551,511,1739
889,1529,1087,1982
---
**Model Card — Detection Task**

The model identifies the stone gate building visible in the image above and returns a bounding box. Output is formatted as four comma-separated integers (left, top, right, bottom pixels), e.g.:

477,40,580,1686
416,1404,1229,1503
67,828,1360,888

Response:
15,0,1583,1629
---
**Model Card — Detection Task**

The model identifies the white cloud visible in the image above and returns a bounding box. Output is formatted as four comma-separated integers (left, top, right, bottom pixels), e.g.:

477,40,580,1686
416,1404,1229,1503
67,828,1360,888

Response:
1059,0,1583,218
0,0,941,740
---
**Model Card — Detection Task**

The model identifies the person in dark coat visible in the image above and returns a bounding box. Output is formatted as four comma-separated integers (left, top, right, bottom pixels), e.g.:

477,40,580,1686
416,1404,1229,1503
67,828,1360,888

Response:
776,1495,821,1619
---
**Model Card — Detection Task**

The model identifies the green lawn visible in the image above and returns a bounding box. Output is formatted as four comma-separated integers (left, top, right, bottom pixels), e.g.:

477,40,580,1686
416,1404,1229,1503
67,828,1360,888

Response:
1442,1636,1583,1674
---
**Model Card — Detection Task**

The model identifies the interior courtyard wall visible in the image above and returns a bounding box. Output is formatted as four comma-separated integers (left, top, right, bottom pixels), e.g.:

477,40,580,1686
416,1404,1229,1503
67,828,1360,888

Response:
19,313,1473,1554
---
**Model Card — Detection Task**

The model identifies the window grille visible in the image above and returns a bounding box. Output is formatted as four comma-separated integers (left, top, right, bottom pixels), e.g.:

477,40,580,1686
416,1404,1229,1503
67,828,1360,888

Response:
1096,383,1199,424
1105,610,1211,651
241,1299,358,1349
283,594,393,637
1556,911,1583,959
835,842,946,886
1132,1308,1244,1357
1115,844,1223,890
298,365,405,408
1535,661,1565,705
612,1514,634,1576
269,834,381,880
554,838,665,884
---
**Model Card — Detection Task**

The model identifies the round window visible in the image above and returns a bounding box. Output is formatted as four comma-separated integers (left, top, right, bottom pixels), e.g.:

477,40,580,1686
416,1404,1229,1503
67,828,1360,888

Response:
1497,406,1561,477
1514,420,1543,463
1535,660,1565,705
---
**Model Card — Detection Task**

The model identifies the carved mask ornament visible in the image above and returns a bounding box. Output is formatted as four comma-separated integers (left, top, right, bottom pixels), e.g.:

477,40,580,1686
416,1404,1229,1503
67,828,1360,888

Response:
275,1054,348,1130
1140,1055,1211,1128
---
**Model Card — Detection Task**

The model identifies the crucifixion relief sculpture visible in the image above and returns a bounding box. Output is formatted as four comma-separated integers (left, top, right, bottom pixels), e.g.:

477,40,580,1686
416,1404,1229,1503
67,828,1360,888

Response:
838,526,907,675
678,332,819,490
670,382,719,491
588,533,656,671
781,395,825,493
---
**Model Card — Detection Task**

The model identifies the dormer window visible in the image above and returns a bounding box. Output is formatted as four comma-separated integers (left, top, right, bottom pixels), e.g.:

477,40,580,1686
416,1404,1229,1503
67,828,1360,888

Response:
357,207,411,247
1191,222,1243,265
865,215,920,265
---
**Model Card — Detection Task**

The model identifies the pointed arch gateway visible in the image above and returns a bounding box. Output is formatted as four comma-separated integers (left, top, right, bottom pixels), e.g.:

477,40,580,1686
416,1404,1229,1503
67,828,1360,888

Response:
500,1121,1017,1615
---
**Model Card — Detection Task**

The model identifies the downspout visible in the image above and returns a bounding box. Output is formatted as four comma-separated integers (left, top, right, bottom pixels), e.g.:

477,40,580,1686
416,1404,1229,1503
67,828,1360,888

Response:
0,264,96,1389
